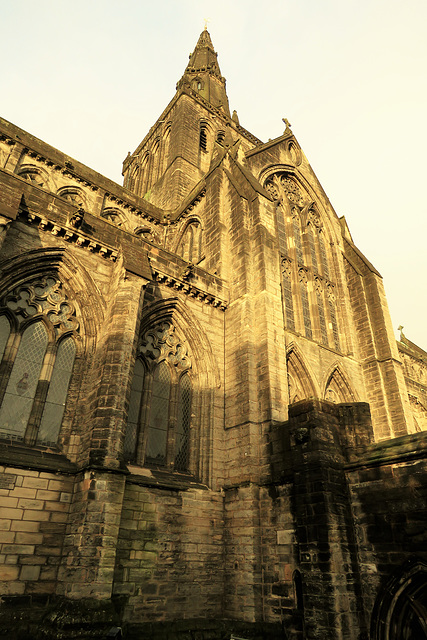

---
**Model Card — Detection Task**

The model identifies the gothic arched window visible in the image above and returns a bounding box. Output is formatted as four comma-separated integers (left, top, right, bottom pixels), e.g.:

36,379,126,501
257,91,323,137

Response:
199,125,208,152
125,321,192,473
18,167,47,189
179,221,203,264
57,187,86,209
265,172,341,350
0,275,79,447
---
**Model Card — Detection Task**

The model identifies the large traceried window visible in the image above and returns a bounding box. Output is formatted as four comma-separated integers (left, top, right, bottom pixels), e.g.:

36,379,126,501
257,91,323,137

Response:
125,320,192,473
0,275,79,446
265,172,340,351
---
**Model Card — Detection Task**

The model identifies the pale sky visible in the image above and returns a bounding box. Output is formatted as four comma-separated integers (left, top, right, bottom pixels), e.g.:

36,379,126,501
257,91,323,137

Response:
1,0,426,349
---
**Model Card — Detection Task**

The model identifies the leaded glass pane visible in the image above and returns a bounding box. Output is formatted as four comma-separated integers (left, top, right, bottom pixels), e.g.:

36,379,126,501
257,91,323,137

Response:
37,337,76,445
276,204,287,256
0,316,11,362
282,270,295,331
319,231,330,279
175,374,191,472
317,290,329,346
146,362,170,464
299,278,312,340
292,215,304,265
328,298,340,352
307,224,319,272
124,359,144,459
0,322,48,439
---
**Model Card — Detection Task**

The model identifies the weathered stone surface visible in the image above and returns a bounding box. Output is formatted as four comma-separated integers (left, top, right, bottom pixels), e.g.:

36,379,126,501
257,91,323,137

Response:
0,27,426,640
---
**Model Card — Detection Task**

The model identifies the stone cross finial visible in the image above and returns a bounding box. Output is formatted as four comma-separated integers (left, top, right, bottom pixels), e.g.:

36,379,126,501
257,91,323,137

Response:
204,18,210,30
283,118,292,131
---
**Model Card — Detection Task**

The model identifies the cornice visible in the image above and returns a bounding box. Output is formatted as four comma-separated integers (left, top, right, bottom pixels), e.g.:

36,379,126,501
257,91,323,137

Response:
18,209,118,262
152,267,228,310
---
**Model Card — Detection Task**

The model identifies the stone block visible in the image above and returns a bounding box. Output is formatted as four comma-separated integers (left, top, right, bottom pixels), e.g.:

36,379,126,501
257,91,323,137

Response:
19,564,41,581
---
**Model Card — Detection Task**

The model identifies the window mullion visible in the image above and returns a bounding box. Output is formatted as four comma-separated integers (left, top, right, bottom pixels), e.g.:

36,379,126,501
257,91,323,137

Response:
0,332,17,408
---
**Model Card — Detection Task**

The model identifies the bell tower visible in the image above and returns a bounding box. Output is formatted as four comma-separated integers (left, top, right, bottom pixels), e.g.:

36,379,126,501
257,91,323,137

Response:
122,28,237,211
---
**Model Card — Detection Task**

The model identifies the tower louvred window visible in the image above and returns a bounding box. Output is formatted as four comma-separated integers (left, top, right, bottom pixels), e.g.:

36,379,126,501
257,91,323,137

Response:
199,126,208,152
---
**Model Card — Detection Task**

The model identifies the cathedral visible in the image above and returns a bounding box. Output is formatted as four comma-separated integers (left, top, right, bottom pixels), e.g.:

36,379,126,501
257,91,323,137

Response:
0,28,426,640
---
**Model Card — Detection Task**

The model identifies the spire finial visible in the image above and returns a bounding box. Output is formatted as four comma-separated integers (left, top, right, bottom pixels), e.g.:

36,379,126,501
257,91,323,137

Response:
282,118,292,133
203,18,210,31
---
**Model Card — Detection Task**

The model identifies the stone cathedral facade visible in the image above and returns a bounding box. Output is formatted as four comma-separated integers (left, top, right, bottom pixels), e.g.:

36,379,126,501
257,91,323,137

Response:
0,29,426,640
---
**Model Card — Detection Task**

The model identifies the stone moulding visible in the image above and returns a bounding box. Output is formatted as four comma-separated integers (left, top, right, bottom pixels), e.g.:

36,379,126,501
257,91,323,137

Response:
20,210,118,261
152,269,227,310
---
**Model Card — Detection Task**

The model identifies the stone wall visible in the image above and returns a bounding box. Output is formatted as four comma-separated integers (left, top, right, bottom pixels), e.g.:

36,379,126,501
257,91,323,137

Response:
0,463,72,596
347,433,427,628
113,478,224,623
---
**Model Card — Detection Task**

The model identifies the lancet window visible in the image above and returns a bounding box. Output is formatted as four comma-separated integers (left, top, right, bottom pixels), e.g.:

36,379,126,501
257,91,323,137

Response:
0,275,79,446
178,221,203,264
265,172,340,350
125,321,192,472
199,124,208,152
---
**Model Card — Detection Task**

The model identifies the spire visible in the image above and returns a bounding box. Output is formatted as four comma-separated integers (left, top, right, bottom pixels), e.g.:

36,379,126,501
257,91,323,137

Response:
177,29,230,116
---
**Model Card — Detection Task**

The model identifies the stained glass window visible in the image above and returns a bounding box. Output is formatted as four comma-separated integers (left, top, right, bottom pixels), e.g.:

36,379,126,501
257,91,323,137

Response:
146,362,170,464
37,337,76,445
0,316,10,361
328,295,340,351
124,359,145,459
0,322,48,440
299,274,313,340
276,204,287,256
175,374,191,471
319,231,330,279
292,214,304,265
317,288,329,346
128,320,193,473
282,267,295,331
307,224,319,273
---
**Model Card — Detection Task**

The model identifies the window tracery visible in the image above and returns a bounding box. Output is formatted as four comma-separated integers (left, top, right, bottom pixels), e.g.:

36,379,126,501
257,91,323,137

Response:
0,274,79,446
125,320,192,472
18,168,46,189
58,188,86,209
324,366,354,403
5,276,79,335
287,347,316,402
265,171,340,350
101,208,124,227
